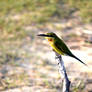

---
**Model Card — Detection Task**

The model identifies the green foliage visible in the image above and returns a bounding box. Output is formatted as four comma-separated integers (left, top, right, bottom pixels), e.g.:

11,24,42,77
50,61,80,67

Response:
64,0,92,23
72,81,85,92
0,0,62,22
0,0,64,43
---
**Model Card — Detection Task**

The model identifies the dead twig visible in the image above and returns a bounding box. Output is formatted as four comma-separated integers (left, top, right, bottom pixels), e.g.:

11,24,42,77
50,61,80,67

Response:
55,52,71,92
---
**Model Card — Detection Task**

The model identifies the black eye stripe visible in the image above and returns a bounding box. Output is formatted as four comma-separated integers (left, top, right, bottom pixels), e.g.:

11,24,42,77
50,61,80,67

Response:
48,35,54,37
37,34,55,37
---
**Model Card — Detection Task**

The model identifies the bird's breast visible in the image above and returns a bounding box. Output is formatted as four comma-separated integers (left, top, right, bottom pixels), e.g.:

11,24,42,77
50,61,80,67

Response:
49,41,64,55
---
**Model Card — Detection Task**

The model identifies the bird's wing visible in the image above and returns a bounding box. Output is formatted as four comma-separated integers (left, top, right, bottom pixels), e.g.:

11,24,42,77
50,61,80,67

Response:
55,39,87,66
54,39,72,55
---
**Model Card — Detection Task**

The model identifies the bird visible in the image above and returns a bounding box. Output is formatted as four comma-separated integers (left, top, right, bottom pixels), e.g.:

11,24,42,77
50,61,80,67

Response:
37,32,87,66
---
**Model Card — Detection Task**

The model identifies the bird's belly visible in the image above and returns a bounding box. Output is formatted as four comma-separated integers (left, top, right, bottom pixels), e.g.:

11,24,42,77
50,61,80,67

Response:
50,43,64,55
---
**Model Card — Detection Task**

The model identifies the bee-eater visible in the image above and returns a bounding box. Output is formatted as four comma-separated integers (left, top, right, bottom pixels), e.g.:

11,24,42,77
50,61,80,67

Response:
37,32,87,66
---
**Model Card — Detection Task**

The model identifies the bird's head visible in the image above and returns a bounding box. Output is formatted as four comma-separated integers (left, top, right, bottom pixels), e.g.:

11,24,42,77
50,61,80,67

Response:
37,32,57,42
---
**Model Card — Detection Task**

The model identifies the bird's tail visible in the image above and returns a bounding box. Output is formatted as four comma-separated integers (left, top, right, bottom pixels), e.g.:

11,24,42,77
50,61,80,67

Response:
69,54,87,66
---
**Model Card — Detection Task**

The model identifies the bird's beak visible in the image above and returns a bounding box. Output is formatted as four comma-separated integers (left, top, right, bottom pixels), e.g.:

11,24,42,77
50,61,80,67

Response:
37,34,51,37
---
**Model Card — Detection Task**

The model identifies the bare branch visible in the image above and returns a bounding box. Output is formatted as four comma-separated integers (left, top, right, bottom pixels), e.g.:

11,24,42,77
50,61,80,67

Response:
55,52,71,92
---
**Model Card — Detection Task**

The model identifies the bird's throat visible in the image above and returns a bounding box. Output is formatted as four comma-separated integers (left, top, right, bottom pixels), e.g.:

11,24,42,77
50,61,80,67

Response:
48,38,53,42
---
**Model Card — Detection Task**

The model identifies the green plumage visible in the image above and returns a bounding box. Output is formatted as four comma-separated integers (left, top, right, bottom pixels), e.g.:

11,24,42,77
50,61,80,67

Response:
54,37,87,66
38,32,87,66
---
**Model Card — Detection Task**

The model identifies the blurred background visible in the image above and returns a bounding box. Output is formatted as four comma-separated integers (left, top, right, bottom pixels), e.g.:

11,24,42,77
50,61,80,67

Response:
0,0,92,92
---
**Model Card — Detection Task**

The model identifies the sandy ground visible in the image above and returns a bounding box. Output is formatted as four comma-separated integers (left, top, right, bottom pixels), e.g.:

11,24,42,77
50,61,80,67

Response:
0,17,92,92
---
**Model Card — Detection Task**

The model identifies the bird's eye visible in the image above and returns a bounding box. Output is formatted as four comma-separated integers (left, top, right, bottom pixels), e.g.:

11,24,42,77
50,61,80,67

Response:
50,35,54,37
